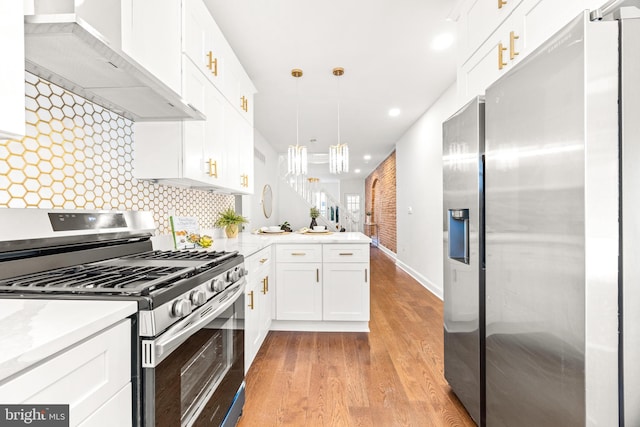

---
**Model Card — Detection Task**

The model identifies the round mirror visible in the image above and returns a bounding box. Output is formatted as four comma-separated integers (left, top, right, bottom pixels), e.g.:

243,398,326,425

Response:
261,184,273,218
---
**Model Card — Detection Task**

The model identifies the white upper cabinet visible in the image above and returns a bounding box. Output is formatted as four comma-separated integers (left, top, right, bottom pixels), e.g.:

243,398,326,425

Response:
133,0,255,194
182,0,256,124
182,0,229,95
121,0,182,97
456,0,611,103
0,1,24,139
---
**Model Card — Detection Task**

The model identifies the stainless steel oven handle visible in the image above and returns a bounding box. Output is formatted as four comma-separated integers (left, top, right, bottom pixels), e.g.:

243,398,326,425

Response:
154,278,246,361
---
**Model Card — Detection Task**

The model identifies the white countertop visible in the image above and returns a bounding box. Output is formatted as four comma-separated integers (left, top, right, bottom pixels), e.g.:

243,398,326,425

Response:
152,231,371,258
0,299,137,382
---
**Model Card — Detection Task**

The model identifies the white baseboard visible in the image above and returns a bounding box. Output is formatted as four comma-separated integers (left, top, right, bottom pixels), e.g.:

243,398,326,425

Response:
270,320,369,332
375,244,396,260
395,259,443,300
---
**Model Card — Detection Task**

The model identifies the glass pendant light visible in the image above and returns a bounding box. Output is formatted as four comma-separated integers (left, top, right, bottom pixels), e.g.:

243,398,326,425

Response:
330,67,349,174
287,68,307,175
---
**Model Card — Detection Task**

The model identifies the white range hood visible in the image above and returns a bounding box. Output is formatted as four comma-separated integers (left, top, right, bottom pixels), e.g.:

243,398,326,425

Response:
24,0,204,122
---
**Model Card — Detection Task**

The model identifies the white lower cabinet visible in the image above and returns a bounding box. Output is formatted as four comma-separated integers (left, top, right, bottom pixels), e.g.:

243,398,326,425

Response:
274,243,370,325
323,262,369,321
275,262,322,321
245,246,273,372
0,319,132,427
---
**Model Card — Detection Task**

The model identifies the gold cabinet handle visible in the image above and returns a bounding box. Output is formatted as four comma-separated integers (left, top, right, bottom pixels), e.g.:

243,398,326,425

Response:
509,31,520,60
208,159,218,178
339,252,354,256
240,96,248,112
248,290,254,310
240,174,249,187
266,276,269,292
498,43,507,70
206,51,218,76
365,268,368,283
262,277,267,294
259,258,268,264
498,0,507,9
291,252,306,256
316,268,319,282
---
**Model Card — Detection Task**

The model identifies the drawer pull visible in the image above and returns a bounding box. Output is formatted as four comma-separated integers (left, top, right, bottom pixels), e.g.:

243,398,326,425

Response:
498,0,507,8
248,290,254,310
291,252,306,256
509,31,520,60
262,277,268,294
365,268,368,282
266,276,269,292
316,268,319,282
339,252,354,256
259,258,268,264
498,42,507,70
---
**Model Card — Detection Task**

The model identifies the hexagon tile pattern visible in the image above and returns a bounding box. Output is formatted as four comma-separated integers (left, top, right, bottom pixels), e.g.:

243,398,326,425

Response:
0,72,234,234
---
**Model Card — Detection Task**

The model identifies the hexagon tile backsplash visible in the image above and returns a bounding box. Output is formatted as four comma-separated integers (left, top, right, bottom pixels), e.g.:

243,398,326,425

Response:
0,72,234,234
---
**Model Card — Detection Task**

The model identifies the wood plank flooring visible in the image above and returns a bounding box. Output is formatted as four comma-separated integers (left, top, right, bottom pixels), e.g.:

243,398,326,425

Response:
238,247,476,427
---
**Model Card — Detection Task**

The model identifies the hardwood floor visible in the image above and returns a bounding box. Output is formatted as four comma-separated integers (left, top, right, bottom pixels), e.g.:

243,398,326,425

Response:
238,247,476,427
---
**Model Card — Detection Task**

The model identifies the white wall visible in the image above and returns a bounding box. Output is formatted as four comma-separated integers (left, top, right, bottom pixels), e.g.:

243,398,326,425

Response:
242,130,280,231
395,83,458,299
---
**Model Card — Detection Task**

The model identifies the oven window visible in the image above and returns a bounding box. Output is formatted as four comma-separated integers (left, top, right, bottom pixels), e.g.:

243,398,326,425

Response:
151,301,244,427
181,329,228,423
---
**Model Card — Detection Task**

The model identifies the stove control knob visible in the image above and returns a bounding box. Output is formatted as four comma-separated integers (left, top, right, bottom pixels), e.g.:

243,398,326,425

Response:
238,267,248,278
231,270,241,282
171,299,192,318
210,278,225,292
190,290,207,307
226,270,235,282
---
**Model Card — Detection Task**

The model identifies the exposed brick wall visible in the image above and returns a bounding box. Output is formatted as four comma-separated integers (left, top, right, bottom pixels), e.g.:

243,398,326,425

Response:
365,151,396,253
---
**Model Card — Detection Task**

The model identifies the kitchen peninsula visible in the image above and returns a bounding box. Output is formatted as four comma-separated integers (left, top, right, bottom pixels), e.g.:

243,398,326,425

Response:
153,231,371,371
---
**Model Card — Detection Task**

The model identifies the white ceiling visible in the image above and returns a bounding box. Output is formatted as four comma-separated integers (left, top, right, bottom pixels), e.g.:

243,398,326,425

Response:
204,0,459,182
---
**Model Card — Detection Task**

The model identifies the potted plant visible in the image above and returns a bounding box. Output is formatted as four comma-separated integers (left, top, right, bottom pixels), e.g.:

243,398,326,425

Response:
279,221,292,232
365,211,372,224
214,207,248,238
309,206,320,228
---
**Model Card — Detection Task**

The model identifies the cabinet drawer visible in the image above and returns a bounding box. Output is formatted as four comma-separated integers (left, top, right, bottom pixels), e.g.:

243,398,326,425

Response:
0,319,131,426
322,244,369,263
276,244,322,263
246,246,272,272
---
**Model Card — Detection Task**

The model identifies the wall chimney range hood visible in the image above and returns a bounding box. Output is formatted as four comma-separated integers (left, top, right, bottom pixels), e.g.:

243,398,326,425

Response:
24,1,204,122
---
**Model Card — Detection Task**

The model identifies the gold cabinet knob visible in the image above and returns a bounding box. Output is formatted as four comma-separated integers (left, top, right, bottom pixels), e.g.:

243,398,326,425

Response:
498,0,507,9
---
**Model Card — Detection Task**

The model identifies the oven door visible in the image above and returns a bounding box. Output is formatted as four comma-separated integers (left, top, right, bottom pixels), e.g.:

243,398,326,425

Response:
141,280,245,427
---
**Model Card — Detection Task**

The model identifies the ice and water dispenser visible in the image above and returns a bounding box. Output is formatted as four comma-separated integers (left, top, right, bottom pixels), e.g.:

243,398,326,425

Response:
448,209,469,264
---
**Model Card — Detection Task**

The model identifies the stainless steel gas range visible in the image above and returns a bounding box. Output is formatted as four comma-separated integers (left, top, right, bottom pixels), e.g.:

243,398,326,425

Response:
0,209,246,427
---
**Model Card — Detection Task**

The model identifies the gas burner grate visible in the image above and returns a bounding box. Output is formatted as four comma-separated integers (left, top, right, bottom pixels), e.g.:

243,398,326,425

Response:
0,264,189,294
123,249,237,262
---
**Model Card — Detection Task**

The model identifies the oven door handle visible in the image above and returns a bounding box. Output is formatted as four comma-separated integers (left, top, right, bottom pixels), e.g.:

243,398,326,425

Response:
151,279,246,365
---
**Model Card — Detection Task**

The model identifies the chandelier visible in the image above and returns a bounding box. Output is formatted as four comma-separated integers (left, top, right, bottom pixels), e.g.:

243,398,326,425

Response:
288,68,307,175
330,67,349,174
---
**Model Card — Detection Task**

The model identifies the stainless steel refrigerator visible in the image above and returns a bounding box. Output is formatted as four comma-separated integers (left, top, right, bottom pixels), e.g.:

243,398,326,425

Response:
442,96,485,426
483,5,639,426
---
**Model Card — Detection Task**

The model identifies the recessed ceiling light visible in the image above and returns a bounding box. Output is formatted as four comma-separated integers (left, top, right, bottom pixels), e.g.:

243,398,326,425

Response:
363,154,371,161
431,33,454,51
355,169,361,173
388,108,400,117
